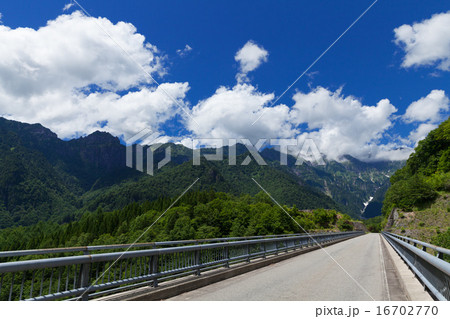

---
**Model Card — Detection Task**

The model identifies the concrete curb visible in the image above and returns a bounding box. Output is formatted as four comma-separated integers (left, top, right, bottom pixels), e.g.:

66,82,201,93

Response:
380,235,433,301
97,234,362,301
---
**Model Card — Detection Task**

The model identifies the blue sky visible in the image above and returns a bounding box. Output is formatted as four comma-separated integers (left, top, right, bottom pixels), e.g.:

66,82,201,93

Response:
0,0,449,161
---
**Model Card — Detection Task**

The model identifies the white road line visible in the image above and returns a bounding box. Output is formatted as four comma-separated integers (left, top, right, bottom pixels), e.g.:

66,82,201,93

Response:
379,235,391,301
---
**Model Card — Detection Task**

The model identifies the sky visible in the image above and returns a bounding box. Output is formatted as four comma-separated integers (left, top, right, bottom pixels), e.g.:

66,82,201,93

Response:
0,0,449,161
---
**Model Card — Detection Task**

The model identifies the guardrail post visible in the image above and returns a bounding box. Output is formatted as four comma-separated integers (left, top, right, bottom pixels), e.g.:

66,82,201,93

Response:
195,249,201,276
151,255,159,287
263,242,266,259
285,239,288,253
224,246,230,268
246,244,250,262
80,262,91,301
437,252,444,260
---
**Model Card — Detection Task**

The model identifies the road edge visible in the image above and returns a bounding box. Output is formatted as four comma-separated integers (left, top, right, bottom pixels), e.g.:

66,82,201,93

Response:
380,234,433,301
96,234,363,301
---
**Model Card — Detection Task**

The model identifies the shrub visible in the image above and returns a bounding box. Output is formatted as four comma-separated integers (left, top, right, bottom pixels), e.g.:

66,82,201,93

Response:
383,175,437,213
337,217,354,232
426,172,450,191
432,228,450,248
431,228,450,262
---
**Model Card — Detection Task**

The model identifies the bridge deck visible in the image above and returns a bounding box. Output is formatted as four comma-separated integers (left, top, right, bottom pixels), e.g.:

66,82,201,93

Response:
169,233,401,301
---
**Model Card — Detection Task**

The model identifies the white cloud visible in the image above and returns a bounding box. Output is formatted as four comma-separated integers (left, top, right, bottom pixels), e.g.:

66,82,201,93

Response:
289,87,399,161
176,44,192,57
63,2,75,12
1,11,442,163
403,89,449,123
0,11,189,139
408,123,438,146
10,82,189,139
187,83,293,141
394,11,450,71
235,41,268,82
0,12,3,24
186,84,405,161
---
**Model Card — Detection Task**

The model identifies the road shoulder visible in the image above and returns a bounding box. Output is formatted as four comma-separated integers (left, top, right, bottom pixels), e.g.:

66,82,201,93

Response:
380,234,433,301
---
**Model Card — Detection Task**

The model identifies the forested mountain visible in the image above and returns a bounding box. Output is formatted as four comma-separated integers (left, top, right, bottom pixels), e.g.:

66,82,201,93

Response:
383,117,450,246
275,152,403,219
383,117,449,216
0,118,141,227
0,117,403,228
0,191,359,252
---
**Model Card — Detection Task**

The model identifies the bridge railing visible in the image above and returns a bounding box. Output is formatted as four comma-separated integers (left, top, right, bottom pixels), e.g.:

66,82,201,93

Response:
0,231,363,301
0,233,326,259
382,232,450,301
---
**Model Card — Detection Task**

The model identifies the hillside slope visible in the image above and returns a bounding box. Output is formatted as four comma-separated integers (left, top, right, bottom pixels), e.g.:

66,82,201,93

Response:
383,117,450,244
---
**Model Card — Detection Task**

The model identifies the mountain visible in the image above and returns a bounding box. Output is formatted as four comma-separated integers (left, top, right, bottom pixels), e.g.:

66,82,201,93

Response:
0,117,404,228
82,151,339,213
146,146,403,219
0,117,141,227
274,152,403,219
383,117,450,245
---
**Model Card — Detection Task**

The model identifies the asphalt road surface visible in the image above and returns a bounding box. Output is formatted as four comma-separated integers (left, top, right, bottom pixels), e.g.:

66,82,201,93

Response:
169,233,394,301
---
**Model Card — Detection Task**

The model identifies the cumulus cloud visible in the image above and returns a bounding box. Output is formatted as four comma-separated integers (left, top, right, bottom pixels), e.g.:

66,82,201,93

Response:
408,123,438,146
403,89,449,123
289,87,399,161
394,11,450,71
0,11,189,139
176,44,192,57
1,12,442,163
186,83,404,161
187,83,292,141
235,41,268,82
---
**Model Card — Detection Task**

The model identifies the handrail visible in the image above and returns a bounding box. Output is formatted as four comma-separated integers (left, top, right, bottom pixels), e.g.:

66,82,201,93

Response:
0,233,358,273
0,231,363,301
382,232,450,301
0,232,331,258
385,232,450,259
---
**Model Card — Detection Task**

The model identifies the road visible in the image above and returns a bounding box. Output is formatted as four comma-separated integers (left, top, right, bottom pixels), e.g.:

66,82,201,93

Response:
169,233,395,301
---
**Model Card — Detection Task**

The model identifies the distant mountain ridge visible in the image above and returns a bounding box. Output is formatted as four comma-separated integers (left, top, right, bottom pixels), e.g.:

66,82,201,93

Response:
0,117,404,227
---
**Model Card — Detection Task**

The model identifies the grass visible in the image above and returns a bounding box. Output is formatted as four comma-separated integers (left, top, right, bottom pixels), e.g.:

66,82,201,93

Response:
389,193,450,243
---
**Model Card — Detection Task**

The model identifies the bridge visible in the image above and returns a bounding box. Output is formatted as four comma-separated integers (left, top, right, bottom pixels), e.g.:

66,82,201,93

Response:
0,231,448,301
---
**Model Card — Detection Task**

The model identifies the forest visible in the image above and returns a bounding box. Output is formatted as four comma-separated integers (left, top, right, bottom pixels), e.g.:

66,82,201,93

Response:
0,190,355,252
382,118,450,216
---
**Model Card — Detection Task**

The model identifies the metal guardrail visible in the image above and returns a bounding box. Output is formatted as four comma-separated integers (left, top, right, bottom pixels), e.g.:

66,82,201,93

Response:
0,231,362,301
382,232,450,260
382,232,450,301
0,233,323,259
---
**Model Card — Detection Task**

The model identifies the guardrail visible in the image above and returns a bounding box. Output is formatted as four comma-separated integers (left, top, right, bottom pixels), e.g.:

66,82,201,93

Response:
382,232,450,301
0,233,322,259
0,231,363,301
